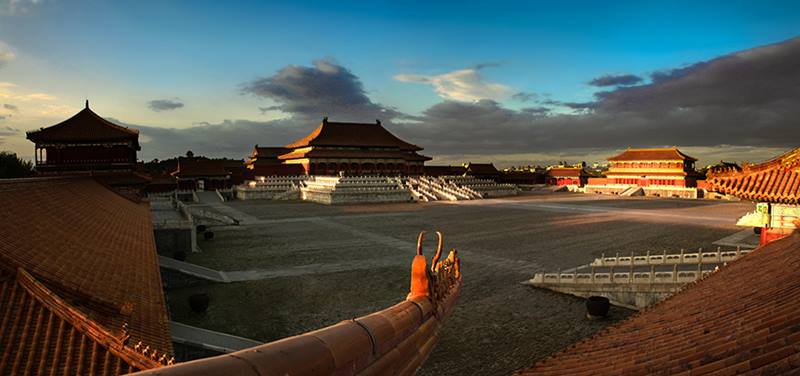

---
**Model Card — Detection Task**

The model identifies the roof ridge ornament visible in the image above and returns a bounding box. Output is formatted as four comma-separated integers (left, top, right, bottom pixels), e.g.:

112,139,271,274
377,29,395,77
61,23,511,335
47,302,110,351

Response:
85,99,89,109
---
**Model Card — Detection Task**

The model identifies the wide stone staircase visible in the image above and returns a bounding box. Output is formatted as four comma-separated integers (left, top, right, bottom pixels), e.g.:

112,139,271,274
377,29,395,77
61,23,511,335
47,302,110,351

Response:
301,175,413,204
235,175,308,200
407,176,518,201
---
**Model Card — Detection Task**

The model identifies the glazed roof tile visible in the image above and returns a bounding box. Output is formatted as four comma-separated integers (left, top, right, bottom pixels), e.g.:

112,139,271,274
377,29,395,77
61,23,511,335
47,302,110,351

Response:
278,148,431,161
26,105,140,149
608,148,698,162
0,177,172,356
0,268,164,375
517,232,800,375
706,147,800,204
284,119,423,151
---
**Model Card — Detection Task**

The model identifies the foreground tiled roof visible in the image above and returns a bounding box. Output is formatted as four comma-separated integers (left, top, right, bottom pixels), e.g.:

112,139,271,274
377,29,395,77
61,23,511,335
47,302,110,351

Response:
706,147,800,204
26,103,140,149
608,147,697,162
0,268,165,375
132,232,462,376
284,118,423,151
0,177,172,357
518,231,800,375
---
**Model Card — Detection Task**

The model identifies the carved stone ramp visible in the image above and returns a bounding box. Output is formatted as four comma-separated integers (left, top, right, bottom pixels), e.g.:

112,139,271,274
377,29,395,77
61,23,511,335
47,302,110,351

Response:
170,321,262,353
158,255,230,283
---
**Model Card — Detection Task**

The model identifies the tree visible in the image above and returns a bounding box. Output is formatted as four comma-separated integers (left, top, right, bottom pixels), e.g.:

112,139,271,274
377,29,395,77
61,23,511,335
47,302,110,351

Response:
0,151,35,178
186,150,194,158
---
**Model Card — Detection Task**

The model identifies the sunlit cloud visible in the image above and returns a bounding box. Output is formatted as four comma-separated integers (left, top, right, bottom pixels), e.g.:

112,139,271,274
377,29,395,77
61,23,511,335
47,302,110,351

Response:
395,64,512,102
0,83,57,102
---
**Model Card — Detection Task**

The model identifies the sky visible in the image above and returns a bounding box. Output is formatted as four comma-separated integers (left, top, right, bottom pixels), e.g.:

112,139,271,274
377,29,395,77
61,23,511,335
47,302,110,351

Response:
0,0,799,167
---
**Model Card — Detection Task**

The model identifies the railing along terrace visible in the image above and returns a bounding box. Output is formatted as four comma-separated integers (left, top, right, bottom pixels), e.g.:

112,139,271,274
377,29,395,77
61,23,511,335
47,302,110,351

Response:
531,269,713,285
132,232,461,376
592,247,751,267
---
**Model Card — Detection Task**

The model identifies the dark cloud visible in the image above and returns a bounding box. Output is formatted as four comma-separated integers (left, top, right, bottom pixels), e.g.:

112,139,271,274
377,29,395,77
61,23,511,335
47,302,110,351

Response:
471,62,503,70
512,92,537,102
588,74,643,87
111,117,311,160
242,59,404,122
147,99,184,112
258,106,281,114
3,104,18,112
520,106,550,116
400,37,800,157
132,37,800,165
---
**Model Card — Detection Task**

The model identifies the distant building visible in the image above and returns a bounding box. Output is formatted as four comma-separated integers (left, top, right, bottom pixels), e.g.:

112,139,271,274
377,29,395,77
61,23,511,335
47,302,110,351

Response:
171,157,245,190
463,162,500,180
245,146,302,176
251,117,430,176
27,101,140,175
423,165,467,176
499,169,546,185
605,147,700,187
545,164,590,186
26,101,150,196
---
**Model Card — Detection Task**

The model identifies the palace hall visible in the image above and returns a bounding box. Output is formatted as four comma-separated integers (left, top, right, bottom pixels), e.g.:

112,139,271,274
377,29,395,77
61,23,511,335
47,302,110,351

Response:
247,117,430,176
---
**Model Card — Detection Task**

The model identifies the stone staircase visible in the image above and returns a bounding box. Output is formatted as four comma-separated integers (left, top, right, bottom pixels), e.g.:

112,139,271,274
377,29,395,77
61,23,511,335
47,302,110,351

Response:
526,247,751,309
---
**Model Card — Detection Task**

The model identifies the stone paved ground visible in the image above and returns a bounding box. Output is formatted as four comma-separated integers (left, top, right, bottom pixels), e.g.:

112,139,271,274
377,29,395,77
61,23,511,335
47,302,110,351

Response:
167,192,753,375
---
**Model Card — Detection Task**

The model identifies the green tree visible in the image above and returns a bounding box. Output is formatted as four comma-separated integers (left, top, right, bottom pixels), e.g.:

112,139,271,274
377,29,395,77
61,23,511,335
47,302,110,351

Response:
0,151,35,178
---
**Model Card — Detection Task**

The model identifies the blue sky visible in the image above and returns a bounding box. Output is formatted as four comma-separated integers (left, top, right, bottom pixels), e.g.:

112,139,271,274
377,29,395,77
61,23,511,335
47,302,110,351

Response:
1,0,799,165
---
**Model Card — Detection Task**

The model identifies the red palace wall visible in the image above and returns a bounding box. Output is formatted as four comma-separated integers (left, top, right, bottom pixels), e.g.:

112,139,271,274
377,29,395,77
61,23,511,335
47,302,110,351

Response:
610,177,689,187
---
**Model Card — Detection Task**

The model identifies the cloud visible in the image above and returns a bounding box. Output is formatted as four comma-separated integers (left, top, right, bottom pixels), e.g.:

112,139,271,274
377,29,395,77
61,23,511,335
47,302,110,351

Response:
392,37,800,162
0,125,19,135
3,103,17,111
123,37,800,166
588,74,643,87
0,0,45,15
114,118,311,160
512,91,537,102
395,64,512,102
0,41,15,67
0,83,56,102
242,59,402,122
147,99,184,112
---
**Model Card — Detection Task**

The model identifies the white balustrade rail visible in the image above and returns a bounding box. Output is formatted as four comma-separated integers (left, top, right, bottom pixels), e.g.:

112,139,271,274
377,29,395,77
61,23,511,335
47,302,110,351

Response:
591,247,750,267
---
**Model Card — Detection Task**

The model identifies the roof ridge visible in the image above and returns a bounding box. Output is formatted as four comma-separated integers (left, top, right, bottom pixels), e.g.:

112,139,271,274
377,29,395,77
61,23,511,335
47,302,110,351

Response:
14,267,165,370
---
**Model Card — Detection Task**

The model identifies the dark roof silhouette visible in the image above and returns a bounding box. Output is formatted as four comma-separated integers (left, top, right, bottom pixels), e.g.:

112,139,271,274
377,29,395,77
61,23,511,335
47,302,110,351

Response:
285,118,423,151
27,102,140,150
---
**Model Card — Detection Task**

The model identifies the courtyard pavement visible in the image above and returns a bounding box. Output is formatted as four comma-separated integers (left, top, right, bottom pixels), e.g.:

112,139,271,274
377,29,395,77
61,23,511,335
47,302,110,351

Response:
165,192,754,376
